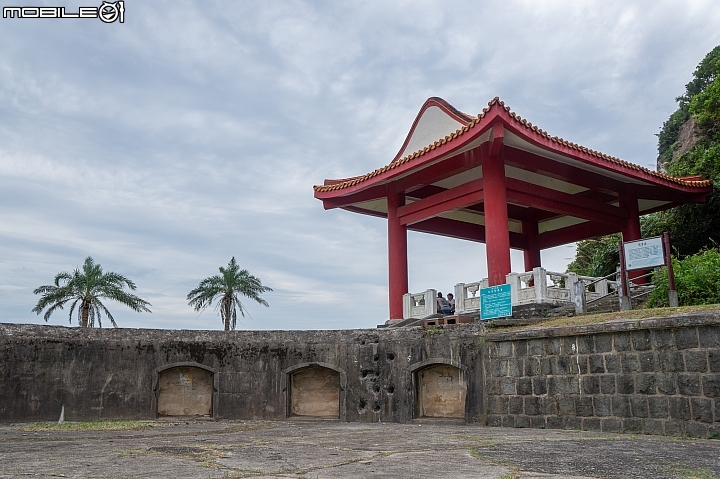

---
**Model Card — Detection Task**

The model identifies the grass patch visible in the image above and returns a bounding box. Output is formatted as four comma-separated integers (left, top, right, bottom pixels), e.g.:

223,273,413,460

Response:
670,466,715,479
470,449,520,478
424,325,444,335
20,419,149,432
490,304,720,333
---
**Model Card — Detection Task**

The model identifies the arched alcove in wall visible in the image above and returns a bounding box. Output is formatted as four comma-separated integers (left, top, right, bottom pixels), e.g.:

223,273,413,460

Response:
412,361,467,418
156,364,215,417
287,364,342,418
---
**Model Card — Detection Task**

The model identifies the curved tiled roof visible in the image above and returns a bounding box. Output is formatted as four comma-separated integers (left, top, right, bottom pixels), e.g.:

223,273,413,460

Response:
314,97,713,193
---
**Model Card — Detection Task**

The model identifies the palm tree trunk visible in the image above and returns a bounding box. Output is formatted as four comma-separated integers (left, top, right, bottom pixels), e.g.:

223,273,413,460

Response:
81,301,90,328
223,298,231,331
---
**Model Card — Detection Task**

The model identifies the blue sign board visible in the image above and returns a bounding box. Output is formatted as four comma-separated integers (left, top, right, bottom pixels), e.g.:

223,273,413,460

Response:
480,284,513,320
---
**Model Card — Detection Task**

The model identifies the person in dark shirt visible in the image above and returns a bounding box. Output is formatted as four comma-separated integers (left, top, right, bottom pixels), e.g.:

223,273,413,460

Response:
437,292,452,314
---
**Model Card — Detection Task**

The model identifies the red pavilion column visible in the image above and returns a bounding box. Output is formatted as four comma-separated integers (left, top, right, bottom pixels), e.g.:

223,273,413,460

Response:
482,143,512,286
620,188,644,284
523,209,541,272
387,186,408,320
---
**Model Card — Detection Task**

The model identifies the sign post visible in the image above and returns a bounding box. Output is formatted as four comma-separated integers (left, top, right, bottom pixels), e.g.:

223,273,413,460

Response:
662,232,678,307
618,241,631,311
623,236,665,271
480,284,513,321
619,233,676,309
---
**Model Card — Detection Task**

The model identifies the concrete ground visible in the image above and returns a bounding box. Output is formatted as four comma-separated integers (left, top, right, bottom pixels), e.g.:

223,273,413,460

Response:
1,419,720,478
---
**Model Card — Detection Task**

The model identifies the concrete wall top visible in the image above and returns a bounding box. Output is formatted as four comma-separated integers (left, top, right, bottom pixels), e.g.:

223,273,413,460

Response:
0,322,486,343
484,312,720,342
4,312,719,343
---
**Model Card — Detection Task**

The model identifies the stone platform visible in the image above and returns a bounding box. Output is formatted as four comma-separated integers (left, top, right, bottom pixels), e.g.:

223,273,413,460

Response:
2,419,719,478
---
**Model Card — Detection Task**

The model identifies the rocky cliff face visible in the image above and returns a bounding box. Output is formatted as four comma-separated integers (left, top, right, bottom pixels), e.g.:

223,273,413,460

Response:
658,117,699,172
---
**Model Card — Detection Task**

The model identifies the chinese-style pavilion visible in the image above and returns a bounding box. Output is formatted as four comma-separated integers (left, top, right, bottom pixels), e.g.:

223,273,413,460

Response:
314,98,713,320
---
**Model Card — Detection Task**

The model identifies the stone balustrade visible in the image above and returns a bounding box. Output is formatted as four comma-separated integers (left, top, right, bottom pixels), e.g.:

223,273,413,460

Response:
454,280,488,315
403,268,618,319
506,268,616,307
402,289,438,319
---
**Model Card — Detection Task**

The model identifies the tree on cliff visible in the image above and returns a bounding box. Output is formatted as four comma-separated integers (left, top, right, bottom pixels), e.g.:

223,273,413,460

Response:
645,45,720,256
186,257,272,331
568,45,720,276
32,256,152,327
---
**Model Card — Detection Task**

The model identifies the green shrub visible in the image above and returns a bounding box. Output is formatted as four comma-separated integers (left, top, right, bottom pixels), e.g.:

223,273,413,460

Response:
566,233,621,278
647,248,720,307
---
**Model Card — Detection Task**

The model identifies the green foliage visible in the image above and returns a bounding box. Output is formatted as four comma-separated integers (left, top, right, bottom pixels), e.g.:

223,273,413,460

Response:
567,60,720,273
657,45,720,166
643,192,720,258
187,257,272,331
657,108,690,167
677,45,720,107
643,45,720,259
566,234,620,278
666,142,720,180
645,141,720,258
32,256,151,327
424,325,444,335
690,78,720,140
646,249,720,308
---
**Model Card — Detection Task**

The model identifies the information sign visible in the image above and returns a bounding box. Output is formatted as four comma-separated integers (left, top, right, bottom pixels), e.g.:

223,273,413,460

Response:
623,236,665,271
480,284,513,320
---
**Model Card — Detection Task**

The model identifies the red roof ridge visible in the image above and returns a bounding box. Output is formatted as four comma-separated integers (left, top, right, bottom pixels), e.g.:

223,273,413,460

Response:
313,97,713,193
425,96,477,123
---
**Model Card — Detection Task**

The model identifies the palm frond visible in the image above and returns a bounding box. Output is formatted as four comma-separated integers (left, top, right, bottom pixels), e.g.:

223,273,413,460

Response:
67,298,81,325
33,256,151,328
188,257,271,330
97,300,117,328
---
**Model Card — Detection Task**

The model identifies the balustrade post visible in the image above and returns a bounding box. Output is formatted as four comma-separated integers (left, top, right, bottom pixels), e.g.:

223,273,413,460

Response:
454,283,465,314
573,279,587,314
402,293,412,319
567,272,578,303
533,267,547,303
597,279,608,296
425,289,437,316
506,273,520,306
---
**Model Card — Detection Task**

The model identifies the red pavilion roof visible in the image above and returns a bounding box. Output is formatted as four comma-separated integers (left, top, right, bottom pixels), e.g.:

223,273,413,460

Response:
314,97,712,196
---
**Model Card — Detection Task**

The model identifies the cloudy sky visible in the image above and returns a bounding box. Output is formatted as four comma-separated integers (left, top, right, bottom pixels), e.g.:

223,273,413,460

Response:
1,1,719,331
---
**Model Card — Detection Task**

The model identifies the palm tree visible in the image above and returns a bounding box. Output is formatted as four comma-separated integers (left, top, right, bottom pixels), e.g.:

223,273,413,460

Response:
187,257,272,331
32,256,152,328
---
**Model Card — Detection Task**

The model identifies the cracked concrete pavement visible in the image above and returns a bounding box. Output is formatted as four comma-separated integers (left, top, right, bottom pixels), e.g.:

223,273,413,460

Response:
1,419,719,478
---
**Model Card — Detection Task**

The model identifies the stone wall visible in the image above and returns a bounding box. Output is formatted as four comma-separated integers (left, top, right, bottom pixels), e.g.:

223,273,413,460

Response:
3,312,720,437
0,323,484,424
483,314,720,437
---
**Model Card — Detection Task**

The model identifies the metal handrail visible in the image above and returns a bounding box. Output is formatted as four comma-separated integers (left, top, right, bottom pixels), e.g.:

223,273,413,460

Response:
585,271,619,287
586,290,618,304
631,287,655,300
627,270,656,283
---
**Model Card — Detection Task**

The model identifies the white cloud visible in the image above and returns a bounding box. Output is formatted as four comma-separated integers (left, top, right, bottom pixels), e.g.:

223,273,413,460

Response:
0,0,719,329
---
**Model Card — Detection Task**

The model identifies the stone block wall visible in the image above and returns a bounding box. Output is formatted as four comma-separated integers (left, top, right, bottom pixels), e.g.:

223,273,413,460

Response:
483,314,720,437
0,323,484,424
3,311,720,437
